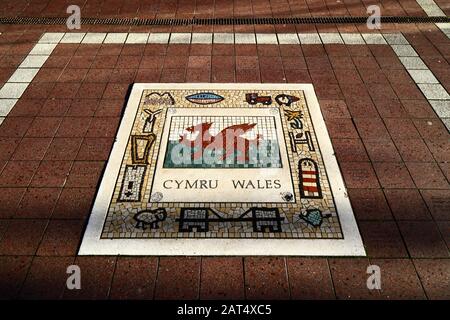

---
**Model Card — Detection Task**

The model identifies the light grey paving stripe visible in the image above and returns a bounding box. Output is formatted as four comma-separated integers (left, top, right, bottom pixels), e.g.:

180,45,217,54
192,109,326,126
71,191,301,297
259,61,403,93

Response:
148,33,170,44
104,33,128,44
214,33,234,44
0,31,448,132
192,33,213,44
416,0,445,17
0,99,17,116
415,0,450,43
277,33,300,44
436,23,450,39
319,33,343,44
169,33,191,44
256,33,278,44
0,34,57,116
126,33,149,44
235,33,256,44
82,32,107,43
341,33,365,45
60,32,86,43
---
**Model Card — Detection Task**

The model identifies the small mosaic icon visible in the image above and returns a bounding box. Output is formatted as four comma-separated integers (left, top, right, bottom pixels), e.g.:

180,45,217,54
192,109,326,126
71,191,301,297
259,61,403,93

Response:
144,92,175,105
300,208,332,227
245,93,272,105
299,158,322,199
185,92,224,104
134,208,167,230
275,94,300,107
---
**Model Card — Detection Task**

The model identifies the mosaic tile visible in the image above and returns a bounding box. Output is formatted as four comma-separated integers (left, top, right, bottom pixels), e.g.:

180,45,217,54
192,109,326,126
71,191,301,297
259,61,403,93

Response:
79,84,363,255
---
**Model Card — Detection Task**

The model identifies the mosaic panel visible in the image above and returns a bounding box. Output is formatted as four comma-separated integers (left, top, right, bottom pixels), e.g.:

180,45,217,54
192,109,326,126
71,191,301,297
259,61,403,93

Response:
80,84,364,256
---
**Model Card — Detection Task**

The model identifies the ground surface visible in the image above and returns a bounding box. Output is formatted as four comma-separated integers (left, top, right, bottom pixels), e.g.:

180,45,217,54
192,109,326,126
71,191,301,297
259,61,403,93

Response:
0,0,449,300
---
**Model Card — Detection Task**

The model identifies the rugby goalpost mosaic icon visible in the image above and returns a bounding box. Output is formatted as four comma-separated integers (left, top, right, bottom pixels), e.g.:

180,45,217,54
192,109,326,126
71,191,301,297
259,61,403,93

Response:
79,83,365,256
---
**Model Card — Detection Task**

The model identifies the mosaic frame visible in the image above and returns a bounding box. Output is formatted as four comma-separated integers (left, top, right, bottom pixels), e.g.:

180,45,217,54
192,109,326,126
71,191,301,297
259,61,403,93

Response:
79,83,365,256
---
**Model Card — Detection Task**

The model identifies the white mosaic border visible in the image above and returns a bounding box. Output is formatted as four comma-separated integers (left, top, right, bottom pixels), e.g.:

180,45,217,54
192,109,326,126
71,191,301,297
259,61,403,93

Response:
79,83,365,256
1,31,449,130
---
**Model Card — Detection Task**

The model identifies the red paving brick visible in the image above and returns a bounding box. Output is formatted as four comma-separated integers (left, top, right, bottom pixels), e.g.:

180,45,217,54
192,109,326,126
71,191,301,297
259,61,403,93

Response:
384,189,432,220
36,219,84,256
0,220,47,256
420,190,450,220
413,259,450,300
0,256,33,299
20,256,74,299
15,187,61,219
200,257,245,300
398,221,449,258
371,259,426,299
244,257,290,300
329,258,380,299
287,258,335,299
154,257,200,300
0,11,449,299
110,257,158,300
63,256,116,299
359,221,408,258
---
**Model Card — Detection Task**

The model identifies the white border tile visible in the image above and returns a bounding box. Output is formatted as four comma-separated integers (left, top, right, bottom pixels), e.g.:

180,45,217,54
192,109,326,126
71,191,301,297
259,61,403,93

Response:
29,43,57,55
191,33,213,44
214,33,234,44
277,33,300,44
8,68,39,83
169,33,191,44
256,33,278,44
0,99,18,116
104,33,128,44
418,84,450,100
361,33,387,44
408,69,439,84
0,83,29,99
82,33,107,44
399,56,428,70
234,33,256,44
320,33,343,44
340,33,365,45
125,33,150,44
148,33,170,44
60,32,86,43
78,83,365,256
298,33,321,44
391,44,418,57
19,55,49,68
383,33,408,45
429,100,450,117
39,32,65,43
416,0,445,16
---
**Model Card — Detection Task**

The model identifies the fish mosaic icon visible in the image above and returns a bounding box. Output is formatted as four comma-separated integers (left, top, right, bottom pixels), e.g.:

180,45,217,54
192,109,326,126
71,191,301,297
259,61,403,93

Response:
185,92,224,104
79,84,365,256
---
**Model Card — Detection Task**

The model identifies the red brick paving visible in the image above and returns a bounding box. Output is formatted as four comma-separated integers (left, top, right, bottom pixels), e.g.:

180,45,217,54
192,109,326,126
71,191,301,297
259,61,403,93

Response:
0,9,449,300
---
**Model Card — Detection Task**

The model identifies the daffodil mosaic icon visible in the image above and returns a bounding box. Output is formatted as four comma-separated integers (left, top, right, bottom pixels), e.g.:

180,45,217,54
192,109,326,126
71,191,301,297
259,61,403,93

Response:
79,83,364,256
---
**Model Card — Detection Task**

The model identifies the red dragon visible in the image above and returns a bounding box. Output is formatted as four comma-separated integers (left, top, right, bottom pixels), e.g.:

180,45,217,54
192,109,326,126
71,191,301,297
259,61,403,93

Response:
178,122,263,161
